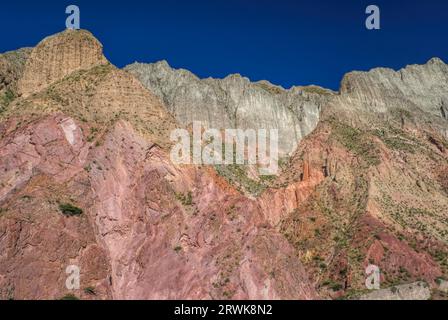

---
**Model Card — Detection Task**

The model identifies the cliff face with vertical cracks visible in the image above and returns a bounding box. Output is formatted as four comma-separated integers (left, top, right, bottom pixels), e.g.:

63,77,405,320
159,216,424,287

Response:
0,29,448,300
18,30,108,97
125,61,334,155
0,30,316,300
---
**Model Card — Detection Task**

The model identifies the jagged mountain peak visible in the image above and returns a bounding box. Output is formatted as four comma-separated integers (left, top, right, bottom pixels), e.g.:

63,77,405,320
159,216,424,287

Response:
128,59,324,92
125,60,333,155
340,57,448,94
428,57,446,65
337,57,448,127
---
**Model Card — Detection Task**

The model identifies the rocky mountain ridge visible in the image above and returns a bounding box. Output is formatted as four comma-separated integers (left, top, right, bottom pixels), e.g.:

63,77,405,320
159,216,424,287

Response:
0,29,447,300
125,61,334,155
125,57,448,155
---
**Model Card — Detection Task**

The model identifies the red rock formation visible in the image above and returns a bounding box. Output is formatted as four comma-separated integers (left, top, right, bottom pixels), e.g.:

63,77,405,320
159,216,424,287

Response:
302,159,311,182
1,30,448,301
0,112,318,300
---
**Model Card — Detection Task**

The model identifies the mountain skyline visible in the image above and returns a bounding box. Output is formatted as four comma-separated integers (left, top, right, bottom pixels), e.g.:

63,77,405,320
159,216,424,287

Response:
1,0,447,91
1,28,448,300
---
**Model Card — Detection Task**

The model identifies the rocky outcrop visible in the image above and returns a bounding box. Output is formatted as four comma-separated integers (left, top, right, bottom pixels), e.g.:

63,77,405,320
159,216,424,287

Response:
0,114,317,300
0,48,31,94
17,30,108,97
0,30,318,300
125,58,448,155
338,58,448,123
0,114,112,300
125,61,334,155
358,282,431,300
1,29,448,300
0,48,31,114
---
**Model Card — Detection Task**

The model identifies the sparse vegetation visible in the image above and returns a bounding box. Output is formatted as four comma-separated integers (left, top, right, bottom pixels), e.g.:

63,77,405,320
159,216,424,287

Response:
435,277,446,285
374,128,416,153
330,119,380,166
60,294,80,300
215,164,268,197
222,290,235,299
84,287,96,295
300,85,333,95
59,203,83,216
330,283,343,291
87,127,99,142
322,280,344,292
2,30,448,301
0,89,15,107
175,192,193,206
255,81,284,95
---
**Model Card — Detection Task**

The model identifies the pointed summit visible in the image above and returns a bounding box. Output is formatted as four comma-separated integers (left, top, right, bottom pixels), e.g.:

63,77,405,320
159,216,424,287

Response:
428,57,445,65
18,29,108,96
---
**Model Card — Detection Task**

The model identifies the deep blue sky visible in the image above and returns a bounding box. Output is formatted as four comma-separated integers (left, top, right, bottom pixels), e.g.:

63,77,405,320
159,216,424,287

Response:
0,0,447,90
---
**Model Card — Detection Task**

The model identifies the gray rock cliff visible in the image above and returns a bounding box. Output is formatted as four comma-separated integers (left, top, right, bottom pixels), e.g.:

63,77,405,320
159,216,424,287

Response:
125,58,448,155
125,61,334,155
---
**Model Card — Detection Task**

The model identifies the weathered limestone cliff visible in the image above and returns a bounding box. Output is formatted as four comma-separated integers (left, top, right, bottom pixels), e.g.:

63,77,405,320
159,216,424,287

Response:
125,61,334,155
340,57,448,118
332,58,448,139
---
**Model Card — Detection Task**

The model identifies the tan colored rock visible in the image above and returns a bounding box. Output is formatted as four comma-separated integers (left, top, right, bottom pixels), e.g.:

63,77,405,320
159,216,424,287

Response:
18,30,108,97
0,48,31,94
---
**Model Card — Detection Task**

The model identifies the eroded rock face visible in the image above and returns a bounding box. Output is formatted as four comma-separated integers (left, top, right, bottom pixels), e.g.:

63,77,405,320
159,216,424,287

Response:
335,58,448,129
0,115,317,300
1,29,448,300
18,30,108,97
0,48,31,94
125,58,448,155
340,58,448,116
125,61,334,155
94,123,317,300
0,115,111,300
